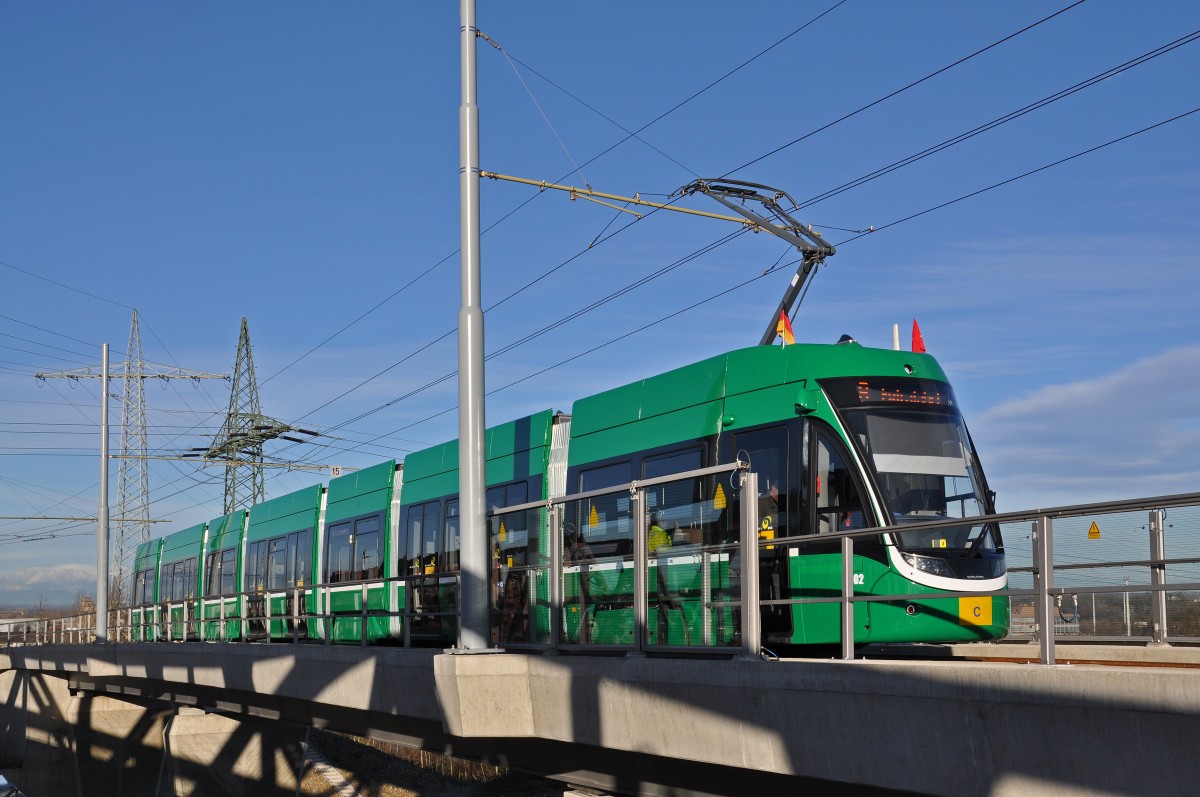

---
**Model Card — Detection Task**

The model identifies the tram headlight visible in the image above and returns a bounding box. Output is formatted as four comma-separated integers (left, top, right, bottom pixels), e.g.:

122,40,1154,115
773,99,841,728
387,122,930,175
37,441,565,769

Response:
900,552,955,578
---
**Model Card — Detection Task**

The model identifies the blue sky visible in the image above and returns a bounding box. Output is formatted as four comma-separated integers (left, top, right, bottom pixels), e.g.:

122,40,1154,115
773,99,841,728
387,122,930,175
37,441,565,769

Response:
1,1,1197,605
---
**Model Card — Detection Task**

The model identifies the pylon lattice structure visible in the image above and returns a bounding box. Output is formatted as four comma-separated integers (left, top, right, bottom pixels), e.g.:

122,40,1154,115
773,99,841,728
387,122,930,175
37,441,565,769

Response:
35,310,228,605
115,311,149,604
204,318,313,514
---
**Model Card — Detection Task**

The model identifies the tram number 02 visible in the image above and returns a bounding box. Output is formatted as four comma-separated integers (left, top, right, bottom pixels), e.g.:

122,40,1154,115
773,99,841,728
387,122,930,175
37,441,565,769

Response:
853,573,865,586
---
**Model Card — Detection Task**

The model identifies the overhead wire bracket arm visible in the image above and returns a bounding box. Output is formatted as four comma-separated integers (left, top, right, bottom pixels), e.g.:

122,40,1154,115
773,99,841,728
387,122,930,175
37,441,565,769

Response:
479,171,760,229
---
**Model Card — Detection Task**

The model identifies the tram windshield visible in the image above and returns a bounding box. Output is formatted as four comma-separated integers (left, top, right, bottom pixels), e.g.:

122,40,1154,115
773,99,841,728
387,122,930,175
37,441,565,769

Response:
822,377,1003,577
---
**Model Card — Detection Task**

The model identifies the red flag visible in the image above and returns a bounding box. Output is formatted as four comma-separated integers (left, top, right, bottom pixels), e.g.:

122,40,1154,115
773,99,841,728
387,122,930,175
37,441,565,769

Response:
776,311,795,346
912,319,926,353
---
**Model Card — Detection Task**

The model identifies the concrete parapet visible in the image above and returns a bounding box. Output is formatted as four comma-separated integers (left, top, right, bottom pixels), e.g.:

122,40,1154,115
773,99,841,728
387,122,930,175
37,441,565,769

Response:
8,643,1200,796
434,653,1200,797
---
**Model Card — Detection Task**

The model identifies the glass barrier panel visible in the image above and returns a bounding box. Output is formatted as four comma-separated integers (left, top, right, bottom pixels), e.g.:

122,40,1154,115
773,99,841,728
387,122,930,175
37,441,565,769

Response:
643,474,741,647
492,507,550,645
560,495,633,646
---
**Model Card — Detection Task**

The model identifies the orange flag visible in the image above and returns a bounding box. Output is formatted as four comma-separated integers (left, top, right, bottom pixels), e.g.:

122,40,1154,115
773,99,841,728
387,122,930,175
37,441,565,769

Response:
776,311,795,346
912,319,926,353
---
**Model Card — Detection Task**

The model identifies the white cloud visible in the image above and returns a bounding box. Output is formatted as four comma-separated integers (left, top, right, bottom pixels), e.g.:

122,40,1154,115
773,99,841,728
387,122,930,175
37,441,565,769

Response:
0,562,96,607
973,345,1200,509
0,563,95,591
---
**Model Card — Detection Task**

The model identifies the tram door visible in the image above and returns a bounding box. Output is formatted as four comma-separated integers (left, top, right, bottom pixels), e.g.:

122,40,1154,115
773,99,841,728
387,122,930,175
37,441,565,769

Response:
726,425,794,641
793,424,871,644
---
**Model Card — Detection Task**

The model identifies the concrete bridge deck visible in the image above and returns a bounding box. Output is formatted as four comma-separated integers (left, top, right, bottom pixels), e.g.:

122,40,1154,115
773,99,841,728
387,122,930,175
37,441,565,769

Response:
2,643,1197,796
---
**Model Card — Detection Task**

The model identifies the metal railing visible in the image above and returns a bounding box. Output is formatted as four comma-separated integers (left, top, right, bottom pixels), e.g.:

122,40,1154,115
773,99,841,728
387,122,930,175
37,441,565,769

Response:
6,479,1199,667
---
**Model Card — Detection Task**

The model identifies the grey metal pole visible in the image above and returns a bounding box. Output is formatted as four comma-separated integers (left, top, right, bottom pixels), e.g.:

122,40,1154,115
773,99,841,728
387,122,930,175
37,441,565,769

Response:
738,471,761,659
1149,509,1168,646
457,0,489,650
840,536,855,660
96,343,111,642
1032,516,1054,664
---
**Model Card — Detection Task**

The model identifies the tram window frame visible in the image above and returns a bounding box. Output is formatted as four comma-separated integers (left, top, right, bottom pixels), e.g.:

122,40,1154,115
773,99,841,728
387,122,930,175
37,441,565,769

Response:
143,568,156,604
291,529,312,587
488,479,531,565
219,548,238,595
326,512,384,583
729,425,794,539
326,521,353,583
641,446,708,545
204,547,239,597
165,557,197,602
246,541,267,593
353,515,382,581
267,537,289,590
575,460,632,556
444,500,460,573
401,501,442,576
811,425,870,535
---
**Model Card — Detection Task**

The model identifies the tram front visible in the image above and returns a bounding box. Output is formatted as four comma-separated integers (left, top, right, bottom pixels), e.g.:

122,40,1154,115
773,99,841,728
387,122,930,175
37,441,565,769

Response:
821,376,1007,603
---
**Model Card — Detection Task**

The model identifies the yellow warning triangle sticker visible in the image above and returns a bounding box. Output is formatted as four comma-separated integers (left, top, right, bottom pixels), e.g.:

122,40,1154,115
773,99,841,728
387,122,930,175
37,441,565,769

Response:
499,520,507,542
589,504,599,528
1088,521,1101,540
713,483,727,511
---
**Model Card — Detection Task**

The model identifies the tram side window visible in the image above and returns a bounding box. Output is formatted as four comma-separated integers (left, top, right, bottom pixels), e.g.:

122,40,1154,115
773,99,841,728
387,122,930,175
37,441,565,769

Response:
642,448,711,545
353,516,382,580
327,522,353,583
133,571,146,606
205,547,239,596
246,541,267,593
815,431,866,534
732,426,793,538
219,548,238,594
142,569,156,604
402,502,442,575
489,481,530,565
166,557,197,601
290,529,312,587
445,501,460,573
267,538,288,590
578,461,632,556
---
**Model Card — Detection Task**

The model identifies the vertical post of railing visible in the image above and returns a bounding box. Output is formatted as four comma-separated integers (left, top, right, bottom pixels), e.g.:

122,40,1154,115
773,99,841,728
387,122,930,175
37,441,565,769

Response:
402,580,412,648
548,504,562,652
292,587,301,644
739,470,761,660
324,585,332,645
360,582,369,648
219,596,226,642
198,599,206,643
265,590,273,641
630,490,647,655
840,535,856,661
1033,515,1055,665
1149,509,1168,646
701,549,713,647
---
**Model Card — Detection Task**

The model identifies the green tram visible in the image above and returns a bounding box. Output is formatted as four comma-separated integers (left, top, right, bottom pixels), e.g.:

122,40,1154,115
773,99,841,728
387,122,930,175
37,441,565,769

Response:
128,340,1007,647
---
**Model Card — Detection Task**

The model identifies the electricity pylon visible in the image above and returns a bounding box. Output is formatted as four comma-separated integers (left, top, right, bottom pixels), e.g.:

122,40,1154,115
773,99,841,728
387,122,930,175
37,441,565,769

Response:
35,310,228,605
201,318,316,514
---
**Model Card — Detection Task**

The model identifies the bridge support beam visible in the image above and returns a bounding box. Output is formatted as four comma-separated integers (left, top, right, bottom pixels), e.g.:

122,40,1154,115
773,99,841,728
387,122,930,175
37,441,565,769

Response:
0,667,306,796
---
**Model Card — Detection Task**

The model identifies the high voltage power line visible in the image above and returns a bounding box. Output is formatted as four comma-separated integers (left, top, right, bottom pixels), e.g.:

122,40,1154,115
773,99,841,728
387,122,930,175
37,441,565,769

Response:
280,102,1200,465
265,0,1095,432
